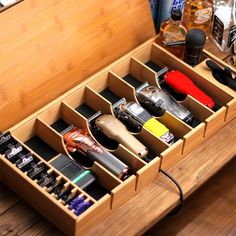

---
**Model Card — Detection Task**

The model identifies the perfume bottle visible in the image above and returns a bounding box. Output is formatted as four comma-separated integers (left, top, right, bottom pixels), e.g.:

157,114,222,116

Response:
160,8,187,58
182,0,213,37
211,0,236,52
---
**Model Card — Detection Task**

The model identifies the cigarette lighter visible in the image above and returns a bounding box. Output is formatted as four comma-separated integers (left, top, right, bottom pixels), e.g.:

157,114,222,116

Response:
114,102,175,145
63,127,131,180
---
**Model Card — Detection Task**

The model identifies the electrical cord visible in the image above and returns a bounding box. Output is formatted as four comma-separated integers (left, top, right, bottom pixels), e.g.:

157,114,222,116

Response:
160,168,184,216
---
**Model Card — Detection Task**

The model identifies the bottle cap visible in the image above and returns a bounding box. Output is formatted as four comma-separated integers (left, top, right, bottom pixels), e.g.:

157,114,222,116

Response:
185,29,206,47
171,9,182,21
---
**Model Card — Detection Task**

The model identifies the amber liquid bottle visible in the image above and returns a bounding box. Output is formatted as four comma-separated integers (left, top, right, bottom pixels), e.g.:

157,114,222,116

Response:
160,9,187,59
182,0,213,38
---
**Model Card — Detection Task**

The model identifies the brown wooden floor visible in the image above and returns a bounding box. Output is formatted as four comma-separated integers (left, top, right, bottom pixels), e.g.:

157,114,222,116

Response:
0,156,235,235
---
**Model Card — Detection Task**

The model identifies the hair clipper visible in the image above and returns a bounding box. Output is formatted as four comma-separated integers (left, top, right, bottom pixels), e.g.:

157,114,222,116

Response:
136,84,194,125
63,127,131,180
114,101,175,145
95,114,148,158
162,70,215,109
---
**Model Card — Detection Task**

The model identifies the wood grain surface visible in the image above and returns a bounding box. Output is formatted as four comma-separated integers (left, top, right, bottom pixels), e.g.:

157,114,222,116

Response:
147,157,236,236
0,0,155,131
1,118,235,236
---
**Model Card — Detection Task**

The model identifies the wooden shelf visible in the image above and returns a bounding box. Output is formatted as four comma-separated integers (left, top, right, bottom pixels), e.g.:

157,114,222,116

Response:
87,118,236,235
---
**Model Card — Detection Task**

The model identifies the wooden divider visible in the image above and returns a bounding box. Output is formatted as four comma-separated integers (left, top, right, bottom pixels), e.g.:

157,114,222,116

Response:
61,103,88,131
130,57,157,86
157,112,191,139
85,86,113,115
108,72,138,103
36,118,66,155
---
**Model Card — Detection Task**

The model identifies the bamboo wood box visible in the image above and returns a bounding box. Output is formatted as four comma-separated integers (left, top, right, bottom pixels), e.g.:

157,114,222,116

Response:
0,1,235,235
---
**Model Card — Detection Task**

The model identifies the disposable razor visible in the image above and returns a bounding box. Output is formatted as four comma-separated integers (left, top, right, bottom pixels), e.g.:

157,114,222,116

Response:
113,99,175,145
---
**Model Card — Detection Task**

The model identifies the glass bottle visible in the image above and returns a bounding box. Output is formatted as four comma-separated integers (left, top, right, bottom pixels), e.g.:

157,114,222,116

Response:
159,8,187,58
211,0,236,52
182,0,213,37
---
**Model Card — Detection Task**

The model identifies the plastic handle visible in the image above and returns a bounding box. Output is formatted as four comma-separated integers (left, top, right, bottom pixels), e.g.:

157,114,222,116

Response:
164,70,215,109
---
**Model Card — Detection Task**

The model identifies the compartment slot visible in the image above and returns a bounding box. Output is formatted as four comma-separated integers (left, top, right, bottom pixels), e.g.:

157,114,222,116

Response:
100,87,122,105
113,145,146,172
63,86,86,112
51,119,70,134
39,102,88,132
11,118,36,143
12,118,64,161
85,86,113,115
181,95,214,121
91,162,136,211
86,71,137,105
195,58,236,97
108,72,137,103
122,74,143,89
111,57,157,88
85,73,109,93
129,57,157,86
25,135,58,161
158,112,192,139
76,103,98,120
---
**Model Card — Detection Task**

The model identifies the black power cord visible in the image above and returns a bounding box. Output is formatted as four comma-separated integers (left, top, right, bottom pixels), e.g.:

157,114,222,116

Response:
160,168,184,216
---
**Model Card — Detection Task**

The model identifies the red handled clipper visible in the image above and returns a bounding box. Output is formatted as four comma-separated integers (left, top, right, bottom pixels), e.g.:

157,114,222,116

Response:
163,70,215,109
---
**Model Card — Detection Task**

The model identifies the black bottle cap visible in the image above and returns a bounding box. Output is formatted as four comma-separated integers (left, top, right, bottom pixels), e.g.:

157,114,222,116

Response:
185,29,206,47
171,9,182,21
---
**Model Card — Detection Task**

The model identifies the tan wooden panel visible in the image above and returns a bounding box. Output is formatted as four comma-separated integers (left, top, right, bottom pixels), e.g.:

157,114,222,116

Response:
0,0,155,131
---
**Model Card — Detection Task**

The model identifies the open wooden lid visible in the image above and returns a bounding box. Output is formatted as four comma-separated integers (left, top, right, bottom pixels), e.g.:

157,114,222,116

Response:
0,0,155,130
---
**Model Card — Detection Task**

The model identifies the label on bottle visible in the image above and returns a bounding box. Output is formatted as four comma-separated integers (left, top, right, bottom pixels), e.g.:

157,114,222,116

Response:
212,15,224,46
194,7,212,24
227,25,236,48
163,31,185,43
171,0,185,11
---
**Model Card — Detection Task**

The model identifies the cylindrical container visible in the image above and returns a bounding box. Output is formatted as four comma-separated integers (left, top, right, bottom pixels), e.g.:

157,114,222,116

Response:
184,29,206,66
211,0,236,52
182,0,213,38
159,8,187,58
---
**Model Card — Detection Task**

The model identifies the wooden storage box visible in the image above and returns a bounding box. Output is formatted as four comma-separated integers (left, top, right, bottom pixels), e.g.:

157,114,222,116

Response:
0,0,235,235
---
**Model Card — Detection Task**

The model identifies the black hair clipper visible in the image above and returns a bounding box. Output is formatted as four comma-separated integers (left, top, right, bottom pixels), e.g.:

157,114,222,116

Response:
113,100,175,145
